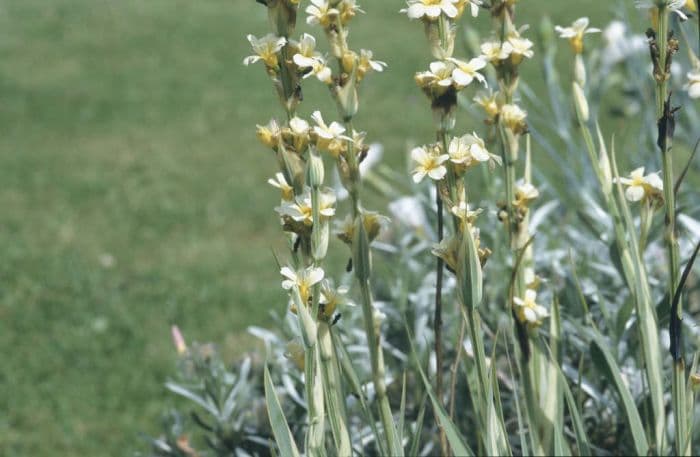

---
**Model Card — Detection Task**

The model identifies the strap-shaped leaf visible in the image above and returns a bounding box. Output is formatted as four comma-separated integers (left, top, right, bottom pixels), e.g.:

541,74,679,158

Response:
589,330,649,456
264,365,301,457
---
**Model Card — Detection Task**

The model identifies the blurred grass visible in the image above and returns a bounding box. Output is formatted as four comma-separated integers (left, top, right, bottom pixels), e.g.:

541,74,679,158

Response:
0,0,609,455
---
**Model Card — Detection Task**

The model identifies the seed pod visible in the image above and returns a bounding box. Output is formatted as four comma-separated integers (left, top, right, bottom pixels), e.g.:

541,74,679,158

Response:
312,220,330,261
572,81,589,123
352,215,371,281
307,149,325,188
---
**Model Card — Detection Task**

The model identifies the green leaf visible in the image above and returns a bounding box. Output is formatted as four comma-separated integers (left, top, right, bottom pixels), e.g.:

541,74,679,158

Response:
588,329,649,456
264,365,301,457
408,394,428,457
406,326,474,457
457,229,483,312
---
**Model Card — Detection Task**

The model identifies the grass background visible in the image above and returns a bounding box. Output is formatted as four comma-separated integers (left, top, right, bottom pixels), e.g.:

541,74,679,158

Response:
0,0,622,455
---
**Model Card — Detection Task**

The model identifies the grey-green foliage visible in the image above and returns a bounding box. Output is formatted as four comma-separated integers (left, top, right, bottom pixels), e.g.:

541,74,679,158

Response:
142,5,700,456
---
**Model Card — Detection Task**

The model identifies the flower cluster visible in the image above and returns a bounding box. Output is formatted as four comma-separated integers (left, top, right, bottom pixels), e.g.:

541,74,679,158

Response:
554,17,600,54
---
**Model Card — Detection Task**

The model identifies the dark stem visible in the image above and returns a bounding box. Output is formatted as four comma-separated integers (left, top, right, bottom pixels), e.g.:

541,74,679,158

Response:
434,185,447,457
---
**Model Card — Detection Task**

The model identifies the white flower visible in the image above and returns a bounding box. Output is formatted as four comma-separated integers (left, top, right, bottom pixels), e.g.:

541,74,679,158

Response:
281,265,325,302
276,187,336,225
311,111,345,140
507,35,534,62
635,0,688,20
358,49,387,77
456,0,482,17
268,172,294,201
447,57,487,88
514,289,549,326
415,61,456,92
448,132,490,166
481,40,513,63
450,201,482,226
684,68,700,98
319,279,352,318
554,17,600,53
614,167,664,202
555,17,600,39
292,34,332,83
306,0,339,27
514,180,539,207
289,116,309,136
243,34,287,67
500,103,528,133
311,111,350,155
411,146,449,183
402,0,459,20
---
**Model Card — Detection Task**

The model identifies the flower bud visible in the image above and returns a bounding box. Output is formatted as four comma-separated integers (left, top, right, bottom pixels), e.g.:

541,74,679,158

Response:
691,373,700,394
574,54,586,87
318,322,333,360
295,288,317,348
572,81,589,123
307,150,325,187
285,339,306,370
352,215,371,281
312,220,330,261
335,74,359,121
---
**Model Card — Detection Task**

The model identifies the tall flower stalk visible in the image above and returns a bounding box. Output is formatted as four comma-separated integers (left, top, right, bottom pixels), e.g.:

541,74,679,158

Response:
478,1,552,452
303,1,400,454
404,1,508,454
645,0,685,453
246,1,356,454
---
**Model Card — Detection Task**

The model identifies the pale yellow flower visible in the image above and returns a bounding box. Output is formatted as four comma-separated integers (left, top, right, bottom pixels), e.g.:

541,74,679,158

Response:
514,289,549,326
447,56,487,88
268,172,294,201
281,265,325,303
284,116,310,152
613,167,663,202
415,61,456,95
684,68,700,98
292,34,332,83
554,17,601,54
311,111,350,156
402,0,459,20
411,145,449,183
450,201,482,229
448,132,490,167
256,119,282,148
514,180,539,208
455,0,482,18
276,187,336,225
339,0,364,24
635,0,689,21
474,91,500,119
306,0,339,28
243,34,287,68
319,279,352,319
507,35,534,64
285,339,305,370
357,49,387,81
480,40,513,63
500,103,527,134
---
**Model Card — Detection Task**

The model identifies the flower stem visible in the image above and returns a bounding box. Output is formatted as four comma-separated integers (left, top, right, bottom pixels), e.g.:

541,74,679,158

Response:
656,6,685,455
434,183,448,457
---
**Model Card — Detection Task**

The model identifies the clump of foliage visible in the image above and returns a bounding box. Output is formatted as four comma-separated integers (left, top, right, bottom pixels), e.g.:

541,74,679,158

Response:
143,1,700,456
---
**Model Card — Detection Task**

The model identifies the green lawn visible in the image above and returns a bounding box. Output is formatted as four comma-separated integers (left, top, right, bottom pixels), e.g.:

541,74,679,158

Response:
0,0,610,455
